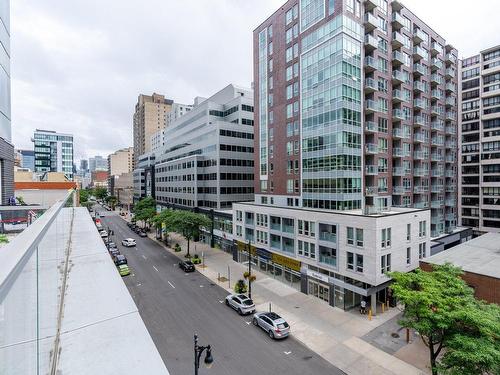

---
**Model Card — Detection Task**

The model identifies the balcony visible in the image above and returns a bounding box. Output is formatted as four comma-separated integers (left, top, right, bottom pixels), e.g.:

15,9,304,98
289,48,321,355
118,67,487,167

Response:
413,46,426,60
446,185,456,192
392,50,407,65
414,98,427,111
431,73,443,85
392,69,406,84
445,199,456,206
392,12,405,29
393,148,409,158
445,111,455,121
413,28,427,43
365,34,378,50
445,83,456,93
365,77,377,92
413,150,427,160
392,167,407,176
445,170,455,178
431,200,444,208
364,0,377,11
445,53,457,64
365,120,377,132
431,105,443,116
431,58,443,70
365,99,377,113
413,63,426,77
365,165,377,175
392,127,409,139
392,31,405,48
319,231,337,243
366,186,378,196
445,140,456,149
414,81,426,93
430,41,441,55
431,215,444,225
431,89,442,100
364,12,378,31
414,115,427,127
414,185,429,193
431,169,444,177
432,137,444,146
445,125,456,134
446,213,456,221
393,186,411,194
392,89,405,102
431,184,444,193
414,133,428,143
431,120,444,131
445,68,455,79
445,97,455,107
431,153,444,162
414,201,429,209
445,155,455,163
414,168,427,176
365,56,377,71
392,108,405,121
365,143,378,154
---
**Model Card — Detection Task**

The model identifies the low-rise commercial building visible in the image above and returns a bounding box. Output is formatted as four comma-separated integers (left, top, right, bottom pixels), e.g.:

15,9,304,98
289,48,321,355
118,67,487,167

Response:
114,172,133,209
32,129,74,180
420,232,500,304
233,203,431,311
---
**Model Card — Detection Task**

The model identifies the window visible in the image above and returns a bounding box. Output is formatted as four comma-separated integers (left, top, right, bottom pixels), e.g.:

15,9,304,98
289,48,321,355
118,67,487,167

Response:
406,223,411,241
256,230,268,244
419,242,426,259
256,214,268,227
381,228,391,248
378,16,387,33
406,247,411,265
298,240,316,259
356,254,364,273
381,254,391,274
347,252,354,270
347,227,354,245
236,210,242,222
236,225,242,237
347,227,364,247
298,220,316,237
419,220,427,237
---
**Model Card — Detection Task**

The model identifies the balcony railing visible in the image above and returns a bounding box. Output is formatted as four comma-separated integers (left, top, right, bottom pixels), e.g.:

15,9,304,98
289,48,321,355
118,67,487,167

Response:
319,232,337,243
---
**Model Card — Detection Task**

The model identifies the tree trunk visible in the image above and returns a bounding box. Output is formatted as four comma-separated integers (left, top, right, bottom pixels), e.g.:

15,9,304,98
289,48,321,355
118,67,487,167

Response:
187,238,190,257
430,345,438,375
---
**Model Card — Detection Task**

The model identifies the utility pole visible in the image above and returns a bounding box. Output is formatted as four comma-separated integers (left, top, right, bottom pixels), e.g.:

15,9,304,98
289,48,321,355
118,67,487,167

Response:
247,240,252,299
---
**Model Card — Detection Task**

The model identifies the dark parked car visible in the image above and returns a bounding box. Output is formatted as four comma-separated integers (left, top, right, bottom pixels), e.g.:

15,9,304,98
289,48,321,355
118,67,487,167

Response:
107,242,117,249
114,254,128,266
134,227,142,234
179,260,195,272
109,248,120,258
138,231,147,238
127,222,134,228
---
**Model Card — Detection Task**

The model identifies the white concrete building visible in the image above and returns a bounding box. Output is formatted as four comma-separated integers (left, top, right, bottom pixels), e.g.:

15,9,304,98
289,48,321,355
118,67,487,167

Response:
233,203,431,311
151,102,193,152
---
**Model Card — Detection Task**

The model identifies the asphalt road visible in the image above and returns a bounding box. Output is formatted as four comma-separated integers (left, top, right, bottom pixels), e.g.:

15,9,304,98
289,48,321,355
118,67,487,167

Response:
98,207,345,375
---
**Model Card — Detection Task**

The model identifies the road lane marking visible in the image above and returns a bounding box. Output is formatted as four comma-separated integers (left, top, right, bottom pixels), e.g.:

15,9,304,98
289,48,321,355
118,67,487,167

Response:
246,321,251,325
168,281,176,289
219,300,224,304
142,255,147,260
137,283,142,286
284,351,292,355
153,266,159,273
200,285,204,288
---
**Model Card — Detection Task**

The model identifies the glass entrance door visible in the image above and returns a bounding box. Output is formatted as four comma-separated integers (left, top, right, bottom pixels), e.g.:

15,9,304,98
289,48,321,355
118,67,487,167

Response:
308,280,329,304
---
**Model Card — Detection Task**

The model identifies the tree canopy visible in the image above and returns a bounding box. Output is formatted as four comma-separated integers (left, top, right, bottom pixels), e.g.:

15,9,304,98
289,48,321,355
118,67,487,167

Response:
133,197,157,228
94,187,108,200
389,264,500,375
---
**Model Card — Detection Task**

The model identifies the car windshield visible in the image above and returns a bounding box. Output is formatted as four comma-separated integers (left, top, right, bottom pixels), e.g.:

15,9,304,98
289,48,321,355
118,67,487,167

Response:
242,299,254,306
277,322,289,329
185,261,193,265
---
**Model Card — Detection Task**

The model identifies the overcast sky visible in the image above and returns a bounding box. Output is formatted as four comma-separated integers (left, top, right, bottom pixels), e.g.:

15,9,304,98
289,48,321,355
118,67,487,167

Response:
11,0,500,163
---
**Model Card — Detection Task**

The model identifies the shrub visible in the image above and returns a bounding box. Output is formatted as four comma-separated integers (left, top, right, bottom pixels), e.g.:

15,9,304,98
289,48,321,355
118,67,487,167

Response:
174,243,181,252
234,279,247,294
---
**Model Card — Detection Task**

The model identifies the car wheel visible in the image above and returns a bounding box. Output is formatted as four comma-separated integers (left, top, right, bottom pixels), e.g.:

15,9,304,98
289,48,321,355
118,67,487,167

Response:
238,308,242,315
269,330,275,339
225,299,229,306
252,318,258,326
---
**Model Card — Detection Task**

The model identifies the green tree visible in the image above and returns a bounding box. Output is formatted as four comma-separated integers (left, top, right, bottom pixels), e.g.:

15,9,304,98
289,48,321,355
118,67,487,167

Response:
15,196,26,205
135,207,156,230
0,234,9,244
152,209,175,240
133,197,156,229
79,189,90,204
389,264,500,375
105,195,118,210
94,187,108,200
164,210,211,258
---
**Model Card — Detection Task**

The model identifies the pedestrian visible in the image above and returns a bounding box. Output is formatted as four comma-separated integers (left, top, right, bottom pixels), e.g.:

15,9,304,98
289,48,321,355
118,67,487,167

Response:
360,299,367,314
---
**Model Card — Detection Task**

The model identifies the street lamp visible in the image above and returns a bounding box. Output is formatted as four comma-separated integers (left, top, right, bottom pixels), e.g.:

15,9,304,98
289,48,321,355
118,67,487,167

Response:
247,240,252,299
194,334,213,375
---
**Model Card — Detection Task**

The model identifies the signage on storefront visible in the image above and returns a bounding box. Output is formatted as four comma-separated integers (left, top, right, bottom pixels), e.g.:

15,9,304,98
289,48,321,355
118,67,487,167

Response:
271,253,301,272
306,269,329,283
236,240,256,256
256,247,271,260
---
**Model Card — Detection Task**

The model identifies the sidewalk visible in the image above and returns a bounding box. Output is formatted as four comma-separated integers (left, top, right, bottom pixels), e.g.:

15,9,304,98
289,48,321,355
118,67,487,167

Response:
149,231,428,375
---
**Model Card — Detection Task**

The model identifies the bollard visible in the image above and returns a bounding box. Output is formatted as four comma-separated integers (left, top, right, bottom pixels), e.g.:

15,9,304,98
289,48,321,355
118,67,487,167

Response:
218,272,220,283
386,300,389,309
368,309,372,321
382,303,385,313
406,328,410,343
228,265,230,288
269,302,272,312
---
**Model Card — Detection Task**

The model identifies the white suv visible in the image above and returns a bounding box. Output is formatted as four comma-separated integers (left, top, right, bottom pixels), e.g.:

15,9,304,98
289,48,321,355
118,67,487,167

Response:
121,238,136,247
225,294,255,315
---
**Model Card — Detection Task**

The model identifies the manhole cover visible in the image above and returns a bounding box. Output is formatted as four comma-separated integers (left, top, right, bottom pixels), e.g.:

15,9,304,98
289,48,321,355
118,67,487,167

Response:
391,333,400,338
303,356,313,360
295,306,300,309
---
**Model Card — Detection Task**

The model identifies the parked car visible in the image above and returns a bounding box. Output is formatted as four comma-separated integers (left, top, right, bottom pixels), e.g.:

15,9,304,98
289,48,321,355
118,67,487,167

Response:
114,254,127,266
252,312,290,339
225,294,255,315
134,227,142,234
138,231,147,238
117,264,130,276
109,248,120,258
99,230,108,238
178,260,195,272
121,238,136,247
127,222,133,227
108,242,117,249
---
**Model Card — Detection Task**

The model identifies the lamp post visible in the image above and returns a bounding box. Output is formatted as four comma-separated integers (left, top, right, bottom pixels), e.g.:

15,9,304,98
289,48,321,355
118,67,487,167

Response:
194,334,213,375
247,240,252,299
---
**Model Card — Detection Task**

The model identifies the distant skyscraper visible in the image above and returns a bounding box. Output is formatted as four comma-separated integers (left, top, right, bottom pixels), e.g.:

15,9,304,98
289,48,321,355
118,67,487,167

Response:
89,155,107,172
80,159,88,173
0,0,14,204
33,129,74,180
18,149,35,171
